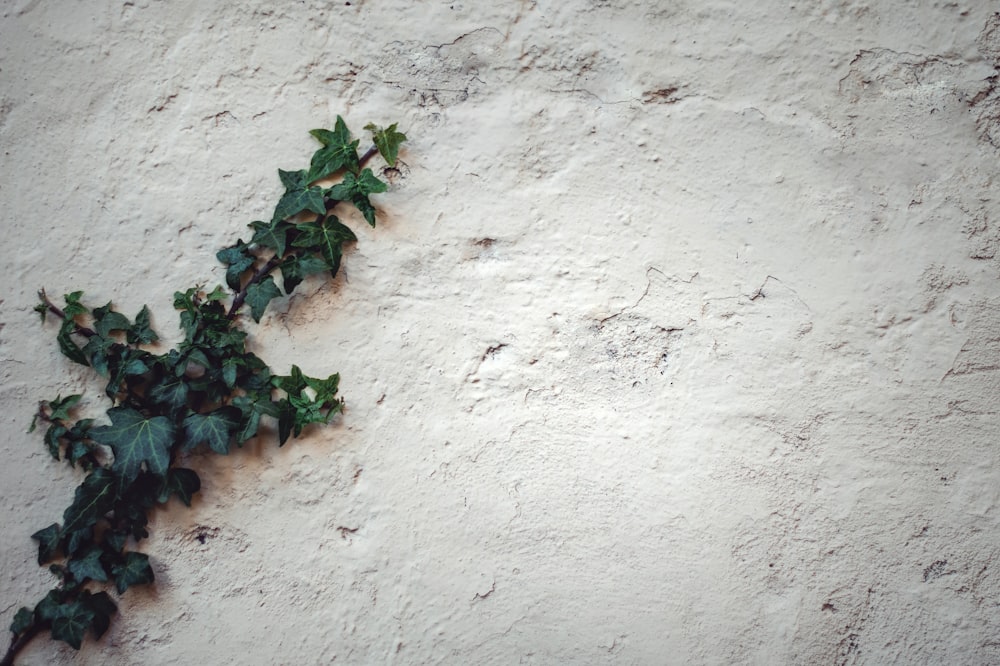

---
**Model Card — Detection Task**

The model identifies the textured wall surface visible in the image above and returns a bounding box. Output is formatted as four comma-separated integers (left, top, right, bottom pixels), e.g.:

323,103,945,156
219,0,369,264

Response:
2,1,1000,664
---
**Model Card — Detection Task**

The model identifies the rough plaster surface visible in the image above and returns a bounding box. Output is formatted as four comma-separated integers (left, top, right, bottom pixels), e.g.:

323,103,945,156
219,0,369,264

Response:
1,1,1000,664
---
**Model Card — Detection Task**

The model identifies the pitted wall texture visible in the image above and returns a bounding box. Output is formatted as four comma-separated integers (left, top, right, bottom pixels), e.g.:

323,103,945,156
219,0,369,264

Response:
2,1,999,664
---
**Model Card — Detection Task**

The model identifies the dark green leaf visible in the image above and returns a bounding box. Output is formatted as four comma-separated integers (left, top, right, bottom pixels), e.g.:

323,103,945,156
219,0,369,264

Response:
222,358,238,388
102,530,127,555
61,467,117,535
205,284,229,302
250,219,289,256
232,396,276,444
272,364,306,395
92,304,131,338
11,606,34,635
292,216,357,273
217,241,255,290
81,332,117,377
182,408,239,454
67,546,109,583
90,408,175,482
127,305,159,344
57,320,89,366
62,291,88,317
273,169,326,222
327,169,386,227
50,600,94,650
79,591,116,639
149,377,189,415
365,122,407,166
47,394,82,422
308,116,360,181
275,398,295,445
279,253,329,294
236,408,261,444
44,424,67,460
65,526,93,557
35,590,63,623
31,523,62,564
157,468,201,506
305,372,340,404
112,552,154,594
245,275,282,322
66,440,92,468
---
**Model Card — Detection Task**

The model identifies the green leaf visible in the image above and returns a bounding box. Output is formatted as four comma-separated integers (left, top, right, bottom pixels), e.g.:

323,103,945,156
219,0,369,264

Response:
67,546,109,583
65,526,93,558
222,357,239,388
273,367,342,440
308,116,360,181
103,348,150,399
279,253,329,295
90,408,175,482
92,303,131,338
57,320,89,366
327,168,386,227
81,332,117,377
365,122,407,166
245,275,282,322
61,467,117,535
44,424,67,460
182,408,239,454
127,305,159,345
232,395,277,443
50,600,94,650
217,241,255,290
47,394,82,422
292,216,357,274
112,552,154,594
79,591,116,639
236,408,261,444
250,219,289,256
31,523,62,564
272,363,307,395
205,284,228,302
305,372,340,404
11,606,34,635
273,169,326,222
149,376,189,416
275,398,295,445
62,291,88,317
34,590,63,623
157,468,201,506
101,530,127,555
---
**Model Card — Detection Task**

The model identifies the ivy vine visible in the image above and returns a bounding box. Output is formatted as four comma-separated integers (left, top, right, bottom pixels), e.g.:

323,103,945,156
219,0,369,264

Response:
2,117,407,665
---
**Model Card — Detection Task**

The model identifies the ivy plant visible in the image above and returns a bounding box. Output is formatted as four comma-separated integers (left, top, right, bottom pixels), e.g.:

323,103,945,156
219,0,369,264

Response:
1,117,407,666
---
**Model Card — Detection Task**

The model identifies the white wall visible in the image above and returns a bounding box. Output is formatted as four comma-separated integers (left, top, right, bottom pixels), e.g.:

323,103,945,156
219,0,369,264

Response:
2,1,999,663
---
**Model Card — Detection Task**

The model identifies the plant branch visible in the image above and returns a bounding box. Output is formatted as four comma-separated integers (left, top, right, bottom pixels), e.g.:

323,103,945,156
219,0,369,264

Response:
2,621,42,666
37,290,95,338
225,255,283,320
224,145,381,321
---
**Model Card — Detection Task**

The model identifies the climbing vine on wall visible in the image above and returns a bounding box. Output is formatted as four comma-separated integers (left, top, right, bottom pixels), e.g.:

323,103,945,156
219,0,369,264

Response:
1,118,407,665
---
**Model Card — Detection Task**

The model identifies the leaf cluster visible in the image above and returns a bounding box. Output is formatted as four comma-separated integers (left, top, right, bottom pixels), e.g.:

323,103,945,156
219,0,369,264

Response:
5,118,405,664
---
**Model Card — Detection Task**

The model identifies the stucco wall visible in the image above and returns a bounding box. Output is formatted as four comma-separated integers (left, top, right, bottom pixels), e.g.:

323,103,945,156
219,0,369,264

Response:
2,1,1000,663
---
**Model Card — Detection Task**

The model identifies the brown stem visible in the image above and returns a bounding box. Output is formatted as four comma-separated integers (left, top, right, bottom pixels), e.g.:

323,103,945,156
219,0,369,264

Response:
38,290,95,338
1,621,43,666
